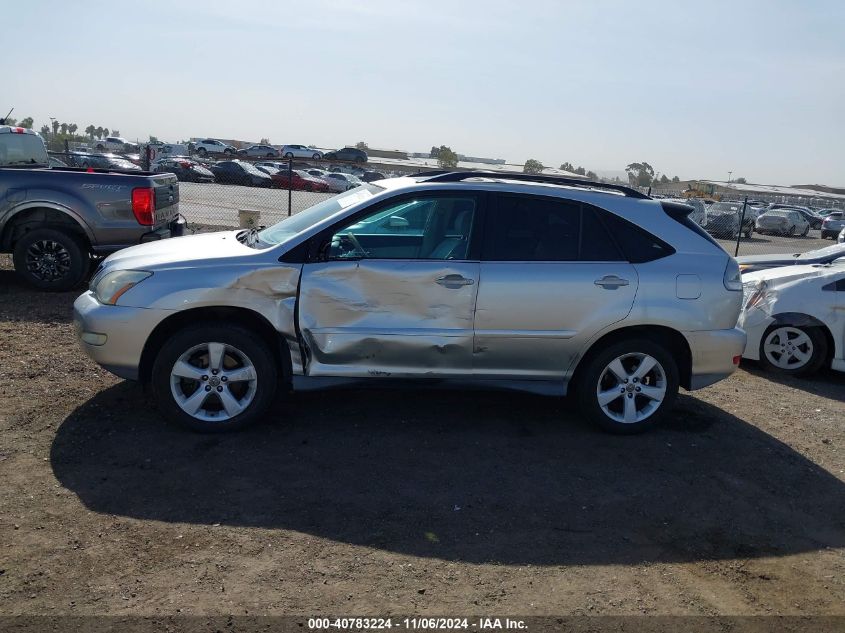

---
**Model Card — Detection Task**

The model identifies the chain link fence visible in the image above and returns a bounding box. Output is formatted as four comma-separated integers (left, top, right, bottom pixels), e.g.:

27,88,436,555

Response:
46,144,844,260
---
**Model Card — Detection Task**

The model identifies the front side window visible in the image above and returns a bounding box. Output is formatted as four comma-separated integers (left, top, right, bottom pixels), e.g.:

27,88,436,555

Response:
328,196,477,261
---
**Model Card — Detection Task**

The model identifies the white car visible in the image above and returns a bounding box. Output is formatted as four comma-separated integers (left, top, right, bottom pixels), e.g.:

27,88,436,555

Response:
839,227,845,243
281,144,323,160
194,138,236,157
94,136,130,152
739,262,845,376
323,172,361,192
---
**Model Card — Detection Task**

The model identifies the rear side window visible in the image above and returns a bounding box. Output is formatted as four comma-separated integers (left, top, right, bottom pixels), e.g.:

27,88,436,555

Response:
485,195,623,262
602,209,676,263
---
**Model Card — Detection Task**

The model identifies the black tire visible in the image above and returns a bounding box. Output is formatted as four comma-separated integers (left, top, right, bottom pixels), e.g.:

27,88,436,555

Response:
758,323,827,377
224,148,234,155
355,156,366,163
151,323,280,432
312,153,321,160
284,152,294,159
197,147,207,157
576,338,679,434
789,225,796,236
802,224,810,236
12,228,89,291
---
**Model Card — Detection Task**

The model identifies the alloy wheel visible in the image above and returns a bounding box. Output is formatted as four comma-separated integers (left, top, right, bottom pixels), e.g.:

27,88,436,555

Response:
170,342,257,422
763,327,813,370
25,239,72,282
596,353,667,424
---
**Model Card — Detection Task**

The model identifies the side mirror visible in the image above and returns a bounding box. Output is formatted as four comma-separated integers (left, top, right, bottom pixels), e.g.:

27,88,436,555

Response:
388,215,410,229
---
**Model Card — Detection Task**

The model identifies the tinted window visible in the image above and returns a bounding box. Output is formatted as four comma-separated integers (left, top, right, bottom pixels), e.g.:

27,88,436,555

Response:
600,211,675,263
486,195,623,262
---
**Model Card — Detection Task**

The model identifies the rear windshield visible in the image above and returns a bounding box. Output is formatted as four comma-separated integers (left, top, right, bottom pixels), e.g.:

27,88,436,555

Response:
0,131,49,167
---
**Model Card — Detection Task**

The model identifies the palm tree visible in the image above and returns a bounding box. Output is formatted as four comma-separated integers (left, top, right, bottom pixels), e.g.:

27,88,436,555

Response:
95,126,103,139
60,123,68,135
103,128,110,138
68,123,78,136
85,125,95,139
40,125,50,137
51,120,60,135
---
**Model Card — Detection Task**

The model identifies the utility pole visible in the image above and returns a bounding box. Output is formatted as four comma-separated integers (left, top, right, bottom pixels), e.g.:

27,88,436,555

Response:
727,171,732,184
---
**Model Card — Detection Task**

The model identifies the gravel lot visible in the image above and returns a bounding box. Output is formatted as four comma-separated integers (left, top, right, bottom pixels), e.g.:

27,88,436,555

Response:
178,182,835,257
1,254,844,617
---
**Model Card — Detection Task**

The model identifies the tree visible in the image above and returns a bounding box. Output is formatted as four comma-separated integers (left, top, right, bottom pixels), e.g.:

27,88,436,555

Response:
435,145,458,169
60,123,68,135
355,141,368,150
586,170,597,179
575,166,586,176
68,123,78,135
523,159,544,174
51,120,60,135
259,137,271,145
3,117,16,126
672,176,680,183
18,116,34,129
735,177,747,184
560,161,575,172
95,126,103,139
430,146,440,159
39,125,50,137
111,129,119,136
149,135,159,143
103,128,110,138
625,162,655,187
85,125,95,139
660,174,670,184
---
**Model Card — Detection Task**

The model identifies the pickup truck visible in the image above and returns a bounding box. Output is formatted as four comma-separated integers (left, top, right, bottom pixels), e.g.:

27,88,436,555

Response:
0,125,181,291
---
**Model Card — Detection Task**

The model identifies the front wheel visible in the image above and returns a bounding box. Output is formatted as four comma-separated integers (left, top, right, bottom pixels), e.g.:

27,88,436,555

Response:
576,339,679,434
12,228,89,291
759,324,827,376
151,323,280,432
197,147,207,157
284,152,294,158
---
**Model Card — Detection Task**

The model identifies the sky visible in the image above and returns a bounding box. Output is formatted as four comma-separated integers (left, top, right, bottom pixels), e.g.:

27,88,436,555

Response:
6,0,845,185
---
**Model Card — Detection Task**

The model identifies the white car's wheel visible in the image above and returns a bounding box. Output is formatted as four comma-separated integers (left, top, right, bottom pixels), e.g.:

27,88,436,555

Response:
759,325,827,376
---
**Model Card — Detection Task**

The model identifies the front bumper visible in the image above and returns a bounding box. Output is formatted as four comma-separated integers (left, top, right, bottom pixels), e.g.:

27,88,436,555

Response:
73,291,173,381
683,327,746,389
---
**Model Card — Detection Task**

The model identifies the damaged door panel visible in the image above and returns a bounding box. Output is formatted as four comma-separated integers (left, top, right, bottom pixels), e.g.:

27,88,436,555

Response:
298,260,479,377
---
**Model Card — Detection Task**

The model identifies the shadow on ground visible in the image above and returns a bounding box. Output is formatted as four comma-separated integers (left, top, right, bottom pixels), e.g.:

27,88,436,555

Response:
51,382,845,566
741,360,845,404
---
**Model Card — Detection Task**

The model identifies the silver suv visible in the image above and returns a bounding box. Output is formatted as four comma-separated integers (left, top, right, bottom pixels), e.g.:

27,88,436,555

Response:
73,173,746,434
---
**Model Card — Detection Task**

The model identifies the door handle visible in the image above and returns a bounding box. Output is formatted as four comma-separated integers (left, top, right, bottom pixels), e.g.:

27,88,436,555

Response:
594,275,629,289
436,274,475,288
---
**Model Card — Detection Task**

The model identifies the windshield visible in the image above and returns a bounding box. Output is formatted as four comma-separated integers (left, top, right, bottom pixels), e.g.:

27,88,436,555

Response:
798,243,845,261
238,161,264,176
709,202,744,214
0,131,49,166
258,184,383,245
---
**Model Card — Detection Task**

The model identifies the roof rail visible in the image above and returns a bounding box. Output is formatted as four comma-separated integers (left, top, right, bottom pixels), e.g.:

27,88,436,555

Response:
420,171,650,199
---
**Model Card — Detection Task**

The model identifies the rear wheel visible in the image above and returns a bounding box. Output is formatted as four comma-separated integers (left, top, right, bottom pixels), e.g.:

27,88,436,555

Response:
312,153,321,160
576,339,679,434
12,228,89,291
284,152,294,158
197,147,207,157
759,324,827,376
151,323,280,432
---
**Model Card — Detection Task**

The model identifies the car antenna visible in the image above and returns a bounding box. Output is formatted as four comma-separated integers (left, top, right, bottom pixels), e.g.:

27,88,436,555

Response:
0,107,13,125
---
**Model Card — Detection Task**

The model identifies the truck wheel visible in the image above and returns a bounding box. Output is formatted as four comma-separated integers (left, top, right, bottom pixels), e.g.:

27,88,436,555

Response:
12,228,89,292
151,323,279,432
576,339,679,434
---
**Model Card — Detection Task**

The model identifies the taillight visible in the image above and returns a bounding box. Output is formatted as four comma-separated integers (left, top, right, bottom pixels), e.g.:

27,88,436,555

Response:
131,187,155,225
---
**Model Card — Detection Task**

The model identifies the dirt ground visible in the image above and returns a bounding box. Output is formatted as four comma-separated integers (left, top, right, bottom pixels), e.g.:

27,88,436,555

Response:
0,253,843,618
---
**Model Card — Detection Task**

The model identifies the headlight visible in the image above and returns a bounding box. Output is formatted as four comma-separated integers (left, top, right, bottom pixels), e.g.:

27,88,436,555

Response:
93,270,152,305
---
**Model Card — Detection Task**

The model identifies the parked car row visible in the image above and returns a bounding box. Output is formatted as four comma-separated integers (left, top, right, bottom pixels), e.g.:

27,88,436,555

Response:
192,138,369,163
